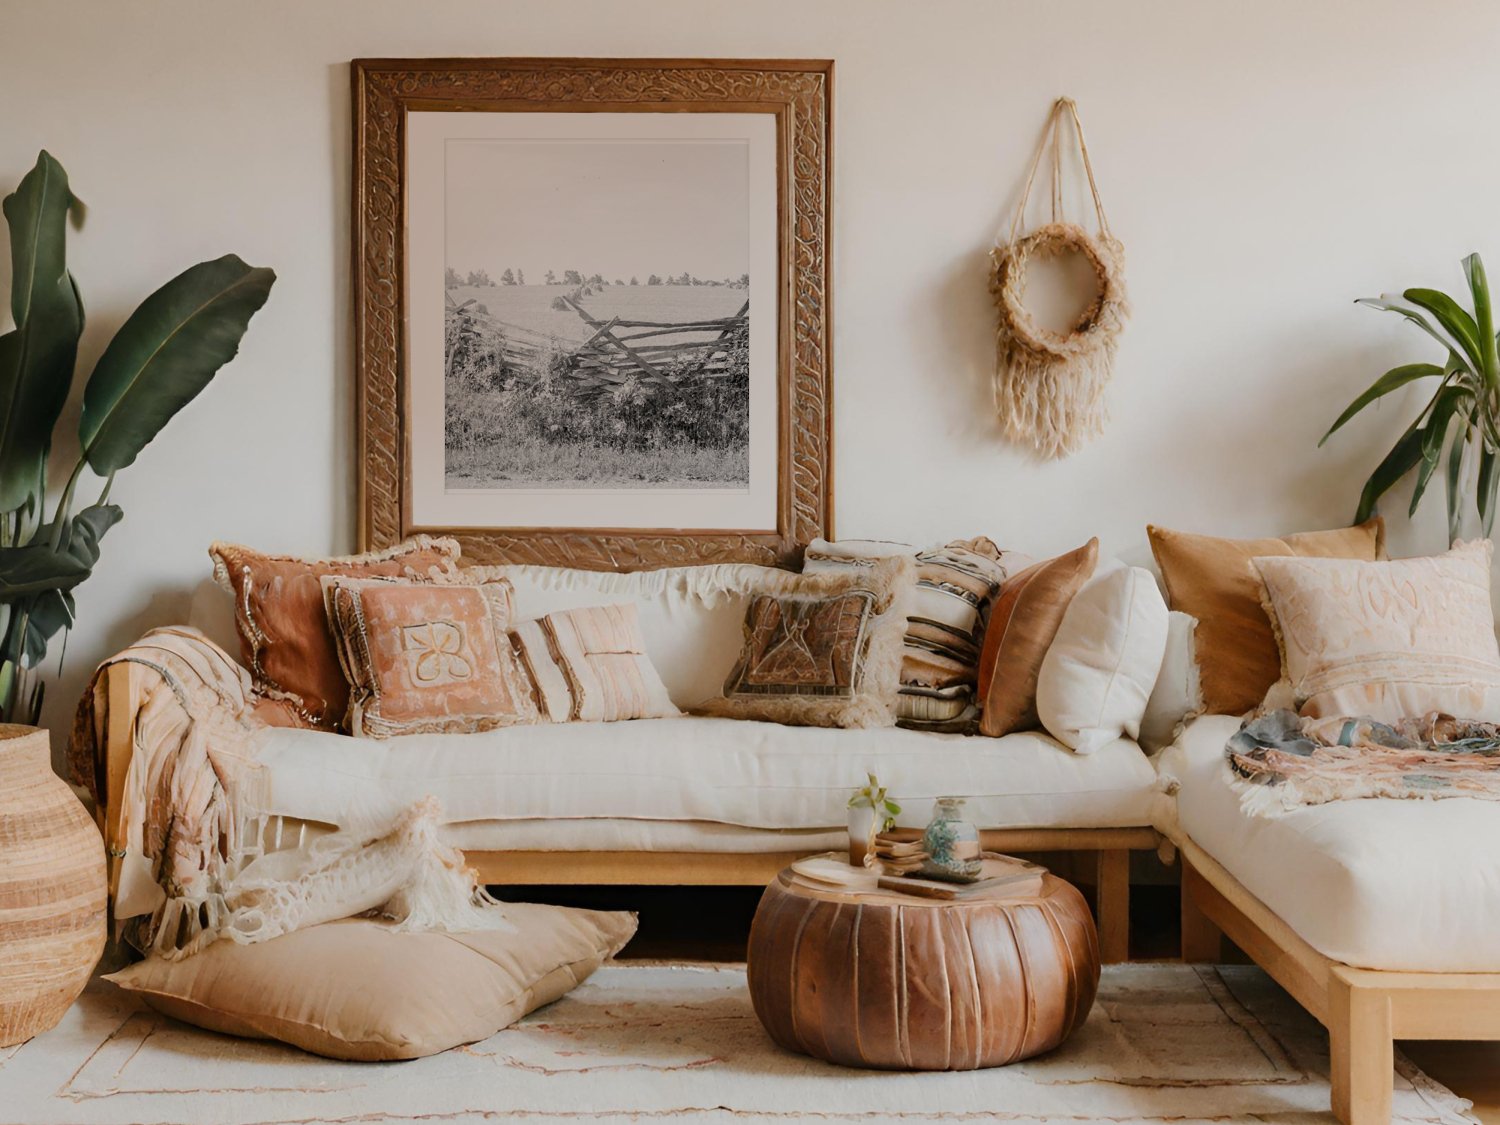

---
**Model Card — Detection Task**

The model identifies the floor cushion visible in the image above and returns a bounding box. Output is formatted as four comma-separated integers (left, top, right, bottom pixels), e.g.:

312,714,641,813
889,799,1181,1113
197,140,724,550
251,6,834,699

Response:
105,903,637,1060
1159,714,1500,972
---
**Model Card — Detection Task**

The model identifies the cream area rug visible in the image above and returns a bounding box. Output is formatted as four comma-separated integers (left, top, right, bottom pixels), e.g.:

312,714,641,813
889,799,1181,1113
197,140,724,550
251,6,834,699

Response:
0,963,1474,1124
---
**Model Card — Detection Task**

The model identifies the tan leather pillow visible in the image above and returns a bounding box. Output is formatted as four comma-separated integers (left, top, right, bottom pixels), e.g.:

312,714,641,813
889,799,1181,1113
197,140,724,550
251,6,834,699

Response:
210,537,461,729
323,575,540,737
104,904,637,1061
1147,518,1385,716
977,539,1099,737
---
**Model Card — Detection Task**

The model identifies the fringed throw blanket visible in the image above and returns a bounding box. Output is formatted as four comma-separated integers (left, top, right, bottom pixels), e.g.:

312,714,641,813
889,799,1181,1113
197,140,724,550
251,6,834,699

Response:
70,627,509,959
1227,708,1500,816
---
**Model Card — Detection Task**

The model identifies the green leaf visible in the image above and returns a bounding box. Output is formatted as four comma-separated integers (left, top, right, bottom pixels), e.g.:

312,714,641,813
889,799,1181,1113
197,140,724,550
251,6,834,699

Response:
0,542,91,598
1410,387,1469,517
79,254,275,474
1320,363,1443,445
1357,296,1473,367
1446,415,1469,544
1404,287,1484,372
1462,253,1499,388
1481,447,1500,536
55,503,121,568
0,151,84,512
1355,421,1426,523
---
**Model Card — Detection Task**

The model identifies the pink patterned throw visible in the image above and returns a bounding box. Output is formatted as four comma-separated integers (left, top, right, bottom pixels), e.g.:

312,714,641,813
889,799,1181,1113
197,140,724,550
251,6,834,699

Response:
1226,709,1500,816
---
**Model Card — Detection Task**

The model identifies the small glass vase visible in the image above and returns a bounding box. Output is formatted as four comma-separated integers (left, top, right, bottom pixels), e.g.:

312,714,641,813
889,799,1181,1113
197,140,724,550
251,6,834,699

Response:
921,797,983,882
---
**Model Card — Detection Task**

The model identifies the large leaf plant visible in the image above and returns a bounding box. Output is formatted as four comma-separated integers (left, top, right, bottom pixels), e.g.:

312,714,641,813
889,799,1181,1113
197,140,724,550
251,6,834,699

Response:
1323,253,1500,544
0,151,274,725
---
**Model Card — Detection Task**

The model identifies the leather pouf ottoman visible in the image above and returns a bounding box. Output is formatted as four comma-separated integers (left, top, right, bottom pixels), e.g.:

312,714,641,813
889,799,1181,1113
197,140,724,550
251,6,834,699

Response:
747,866,1099,1070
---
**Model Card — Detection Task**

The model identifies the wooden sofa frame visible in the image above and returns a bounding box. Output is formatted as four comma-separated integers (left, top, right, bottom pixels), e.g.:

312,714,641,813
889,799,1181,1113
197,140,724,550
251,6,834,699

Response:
99,661,1156,963
1179,835,1500,1125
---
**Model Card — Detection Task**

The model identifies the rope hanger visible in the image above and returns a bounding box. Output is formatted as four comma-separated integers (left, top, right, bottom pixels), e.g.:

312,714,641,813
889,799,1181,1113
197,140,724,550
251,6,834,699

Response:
990,97,1129,461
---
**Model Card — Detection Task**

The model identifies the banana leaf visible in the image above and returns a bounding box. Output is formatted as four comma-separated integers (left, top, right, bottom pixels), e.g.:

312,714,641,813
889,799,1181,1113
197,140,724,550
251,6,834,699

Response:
0,152,84,513
0,542,91,599
79,254,274,474
1320,362,1443,445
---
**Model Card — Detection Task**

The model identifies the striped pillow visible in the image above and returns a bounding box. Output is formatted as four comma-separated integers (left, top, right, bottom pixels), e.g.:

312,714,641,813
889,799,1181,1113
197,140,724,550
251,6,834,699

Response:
803,538,1025,731
511,603,680,723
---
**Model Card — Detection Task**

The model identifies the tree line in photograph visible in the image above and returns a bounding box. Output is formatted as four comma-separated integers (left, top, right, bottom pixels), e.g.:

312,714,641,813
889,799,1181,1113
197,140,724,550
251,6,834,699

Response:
446,267,750,289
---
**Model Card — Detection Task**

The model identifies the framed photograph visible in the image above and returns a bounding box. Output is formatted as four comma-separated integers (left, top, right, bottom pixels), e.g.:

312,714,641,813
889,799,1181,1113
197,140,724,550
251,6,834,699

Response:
352,58,833,569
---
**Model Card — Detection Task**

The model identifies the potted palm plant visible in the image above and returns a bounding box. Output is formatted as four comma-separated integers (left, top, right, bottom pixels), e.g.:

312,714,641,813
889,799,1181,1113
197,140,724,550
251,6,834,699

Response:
1323,253,1500,543
0,151,274,724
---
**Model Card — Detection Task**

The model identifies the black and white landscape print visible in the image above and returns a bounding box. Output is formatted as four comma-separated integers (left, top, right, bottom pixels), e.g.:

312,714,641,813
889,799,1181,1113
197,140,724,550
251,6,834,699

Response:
443,139,752,490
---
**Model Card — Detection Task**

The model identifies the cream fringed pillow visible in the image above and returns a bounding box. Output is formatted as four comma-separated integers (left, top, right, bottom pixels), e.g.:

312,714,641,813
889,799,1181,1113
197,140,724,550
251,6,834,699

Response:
323,575,539,737
106,905,637,1061
700,555,916,729
510,603,679,723
1254,540,1500,722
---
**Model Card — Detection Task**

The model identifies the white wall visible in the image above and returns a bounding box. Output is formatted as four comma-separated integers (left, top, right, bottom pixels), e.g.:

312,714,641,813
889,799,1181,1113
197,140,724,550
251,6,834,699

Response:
2,0,1497,745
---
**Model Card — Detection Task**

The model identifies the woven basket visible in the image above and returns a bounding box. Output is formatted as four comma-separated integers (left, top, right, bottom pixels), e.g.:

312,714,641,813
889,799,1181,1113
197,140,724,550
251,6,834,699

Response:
0,724,106,1046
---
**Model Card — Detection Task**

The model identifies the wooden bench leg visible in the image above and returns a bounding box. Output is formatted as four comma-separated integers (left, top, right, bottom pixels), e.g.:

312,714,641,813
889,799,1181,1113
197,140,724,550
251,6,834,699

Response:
1094,848,1129,964
1179,858,1224,963
1329,968,1393,1125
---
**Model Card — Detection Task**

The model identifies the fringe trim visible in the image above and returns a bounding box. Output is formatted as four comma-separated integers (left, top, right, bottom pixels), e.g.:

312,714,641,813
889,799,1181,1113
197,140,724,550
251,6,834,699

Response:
990,223,1130,461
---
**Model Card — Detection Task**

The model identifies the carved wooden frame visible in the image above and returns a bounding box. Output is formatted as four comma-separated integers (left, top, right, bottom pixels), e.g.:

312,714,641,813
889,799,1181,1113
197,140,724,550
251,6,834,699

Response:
352,57,833,569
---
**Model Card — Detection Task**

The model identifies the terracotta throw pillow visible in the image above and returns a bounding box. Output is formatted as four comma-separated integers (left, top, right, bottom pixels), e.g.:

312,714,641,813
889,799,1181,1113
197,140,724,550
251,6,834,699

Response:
510,603,679,723
1147,518,1385,716
105,904,637,1061
323,575,539,738
210,537,460,729
1254,540,1500,722
977,539,1099,738
701,555,915,729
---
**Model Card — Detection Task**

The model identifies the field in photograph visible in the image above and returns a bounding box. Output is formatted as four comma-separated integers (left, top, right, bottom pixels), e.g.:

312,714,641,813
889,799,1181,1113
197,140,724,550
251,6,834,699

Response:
449,283,750,344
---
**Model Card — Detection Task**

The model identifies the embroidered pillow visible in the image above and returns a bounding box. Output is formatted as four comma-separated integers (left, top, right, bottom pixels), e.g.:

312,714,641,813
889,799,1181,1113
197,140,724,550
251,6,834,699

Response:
977,538,1099,738
323,575,538,738
1254,540,1500,723
210,537,461,730
1147,519,1385,716
702,555,915,729
804,537,1025,731
510,603,679,723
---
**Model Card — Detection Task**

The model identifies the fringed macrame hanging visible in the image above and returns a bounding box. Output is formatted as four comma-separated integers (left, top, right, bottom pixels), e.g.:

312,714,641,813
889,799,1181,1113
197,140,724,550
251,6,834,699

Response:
991,97,1129,460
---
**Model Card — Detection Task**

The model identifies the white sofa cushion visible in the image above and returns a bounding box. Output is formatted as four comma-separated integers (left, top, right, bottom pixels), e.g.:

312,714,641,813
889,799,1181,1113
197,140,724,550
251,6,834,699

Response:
1035,564,1168,754
249,716,1158,834
1159,714,1500,972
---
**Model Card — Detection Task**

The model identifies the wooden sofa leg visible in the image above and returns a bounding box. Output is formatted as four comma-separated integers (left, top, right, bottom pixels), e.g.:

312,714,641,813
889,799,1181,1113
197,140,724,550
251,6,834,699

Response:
1179,858,1224,963
1094,848,1129,964
1328,968,1393,1125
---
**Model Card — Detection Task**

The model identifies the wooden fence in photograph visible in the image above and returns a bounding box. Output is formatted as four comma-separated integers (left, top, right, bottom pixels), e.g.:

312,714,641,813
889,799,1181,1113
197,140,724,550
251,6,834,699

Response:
445,292,748,398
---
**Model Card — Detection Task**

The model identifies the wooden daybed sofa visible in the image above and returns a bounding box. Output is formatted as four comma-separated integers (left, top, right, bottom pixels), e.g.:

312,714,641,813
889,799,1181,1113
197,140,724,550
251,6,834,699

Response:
91,560,1162,964
1161,714,1500,1125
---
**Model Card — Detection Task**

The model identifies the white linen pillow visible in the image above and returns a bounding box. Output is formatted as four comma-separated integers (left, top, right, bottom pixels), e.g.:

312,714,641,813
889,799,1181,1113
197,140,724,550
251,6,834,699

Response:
1036,564,1169,754
1253,540,1500,722
1138,611,1202,751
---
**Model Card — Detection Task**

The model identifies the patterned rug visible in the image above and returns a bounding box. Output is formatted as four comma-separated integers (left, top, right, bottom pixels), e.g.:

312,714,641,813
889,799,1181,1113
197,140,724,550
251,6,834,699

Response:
0,962,1475,1124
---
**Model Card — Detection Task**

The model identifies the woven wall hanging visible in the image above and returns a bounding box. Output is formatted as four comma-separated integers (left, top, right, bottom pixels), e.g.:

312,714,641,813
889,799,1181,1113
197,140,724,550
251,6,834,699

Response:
991,97,1129,460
